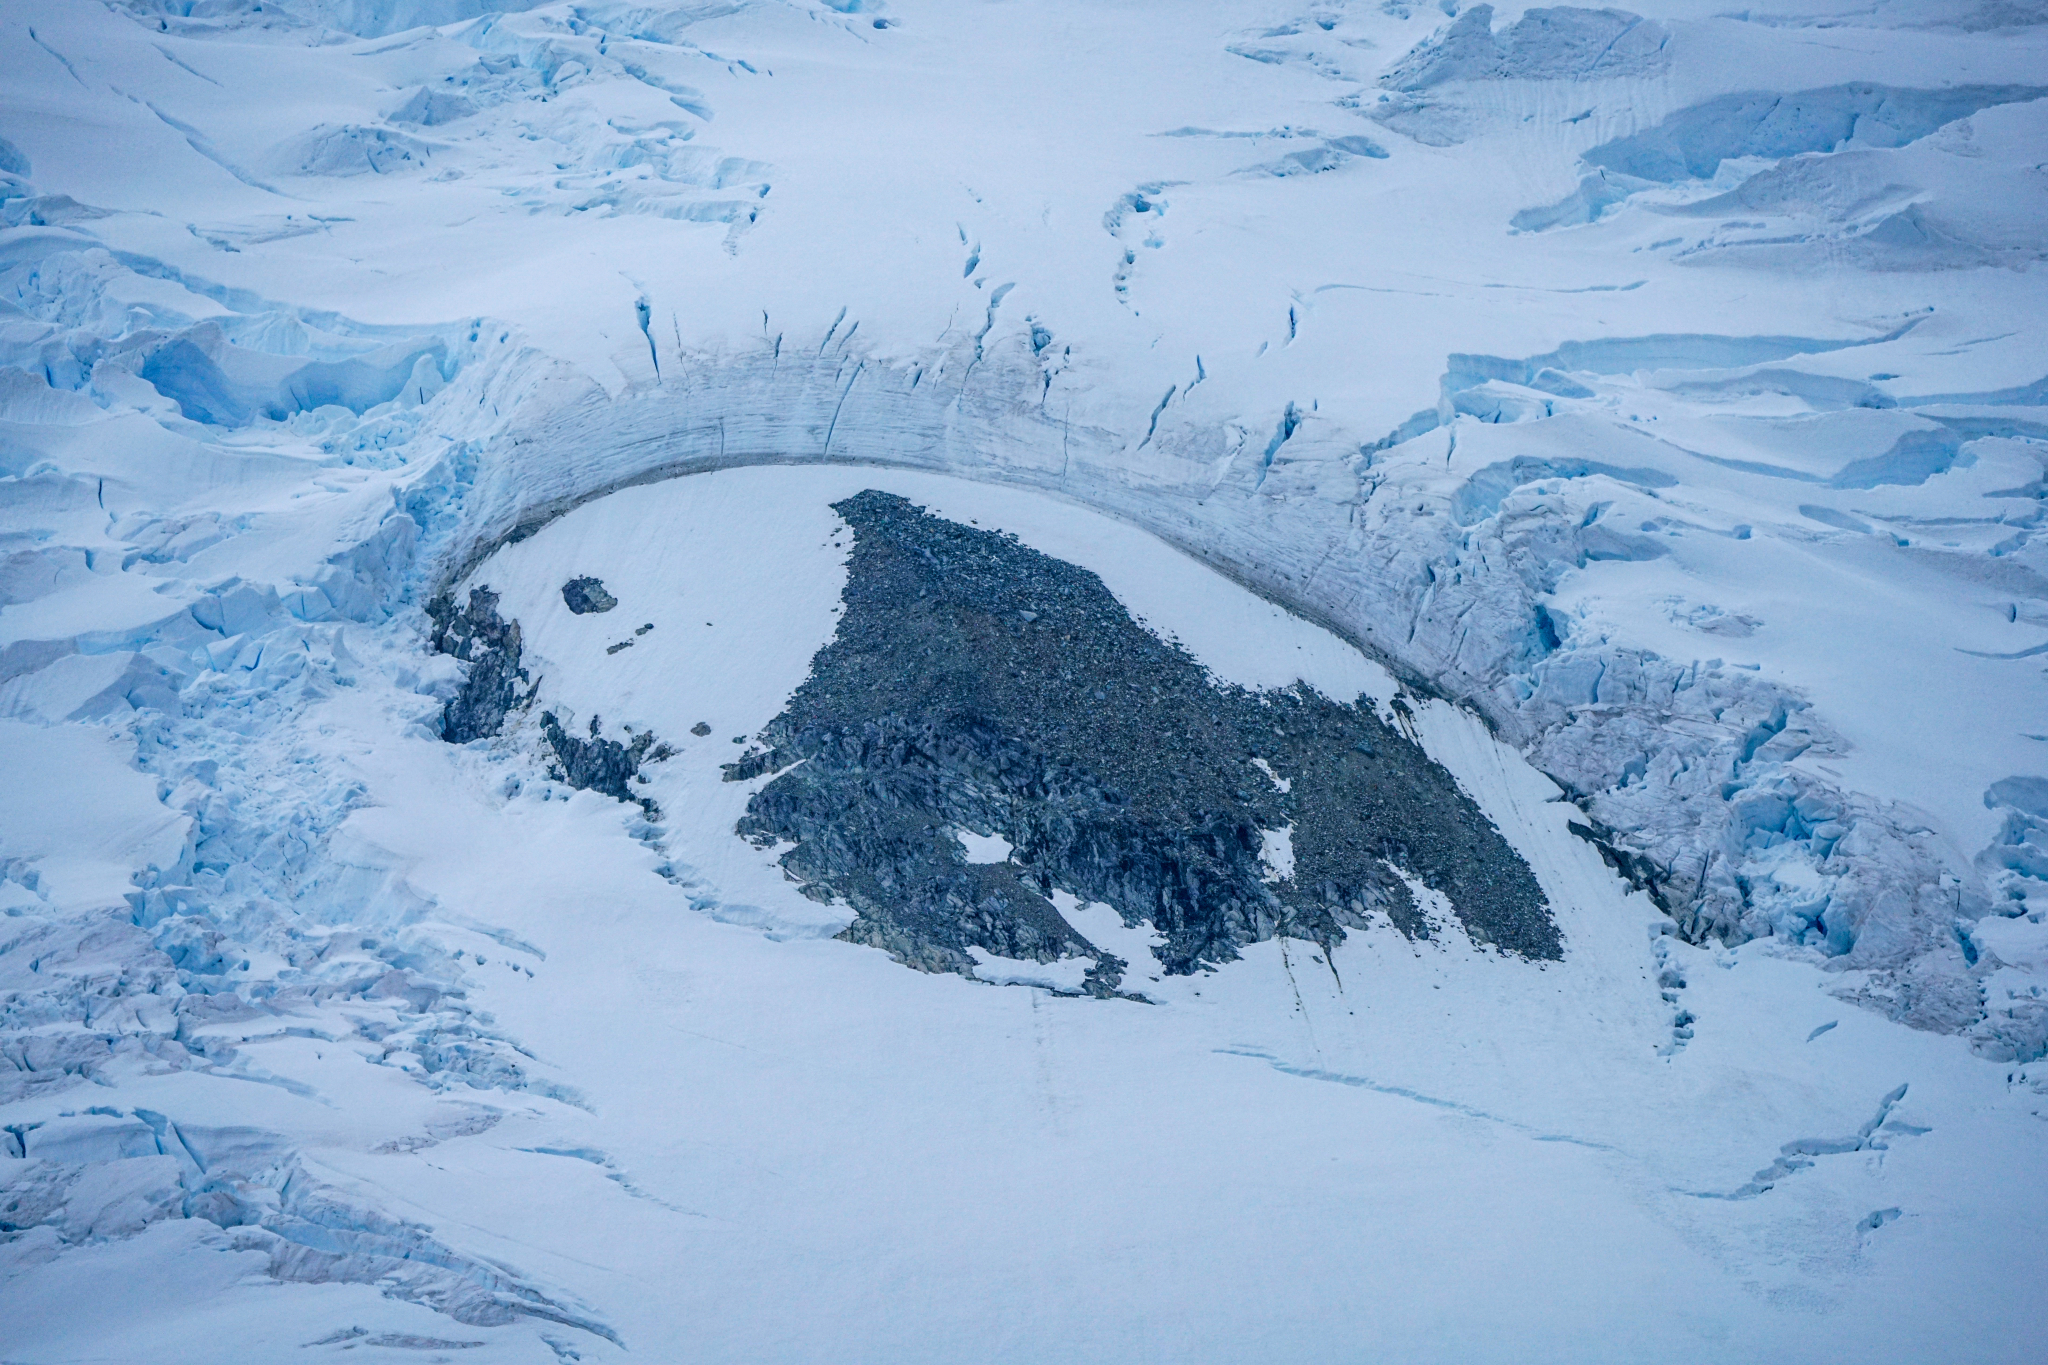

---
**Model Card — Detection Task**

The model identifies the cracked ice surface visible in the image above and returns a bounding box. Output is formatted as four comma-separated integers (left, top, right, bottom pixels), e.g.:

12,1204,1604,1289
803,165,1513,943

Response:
2,0,2047,1359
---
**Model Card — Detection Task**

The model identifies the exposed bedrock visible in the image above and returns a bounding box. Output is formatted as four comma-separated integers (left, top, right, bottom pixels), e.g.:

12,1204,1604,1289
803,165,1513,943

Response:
425,585,529,743
560,575,618,615
723,492,1553,988
541,711,665,816
407,329,1992,1038
427,584,670,811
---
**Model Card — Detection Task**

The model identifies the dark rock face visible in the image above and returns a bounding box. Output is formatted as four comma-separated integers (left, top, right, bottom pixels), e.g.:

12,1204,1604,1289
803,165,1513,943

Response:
427,586,529,743
561,576,618,614
727,490,1557,991
540,712,664,816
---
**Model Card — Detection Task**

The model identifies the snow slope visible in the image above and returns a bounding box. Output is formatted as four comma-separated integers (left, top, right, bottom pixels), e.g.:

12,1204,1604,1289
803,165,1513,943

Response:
3,0,2046,1358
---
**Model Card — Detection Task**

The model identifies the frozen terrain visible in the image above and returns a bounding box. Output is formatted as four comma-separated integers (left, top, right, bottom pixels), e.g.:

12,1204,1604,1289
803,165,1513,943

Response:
2,0,2045,1360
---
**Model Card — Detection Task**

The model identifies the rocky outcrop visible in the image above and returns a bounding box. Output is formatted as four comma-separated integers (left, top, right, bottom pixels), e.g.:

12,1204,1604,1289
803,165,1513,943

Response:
560,576,617,615
726,492,1554,989
540,712,667,816
426,586,528,743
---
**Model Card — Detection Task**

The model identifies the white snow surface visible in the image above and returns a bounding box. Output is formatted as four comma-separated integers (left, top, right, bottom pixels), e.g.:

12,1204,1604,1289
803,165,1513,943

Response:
3,0,2047,1359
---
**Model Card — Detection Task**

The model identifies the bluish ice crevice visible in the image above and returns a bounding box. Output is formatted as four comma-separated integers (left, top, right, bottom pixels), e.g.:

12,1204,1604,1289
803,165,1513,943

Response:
1255,402,1301,488
1584,84,2048,184
1799,504,1873,533
1382,5,1673,91
973,283,1014,363
1137,385,1175,448
1362,407,1442,454
1244,136,1389,177
1451,457,1677,526
269,124,434,178
1509,170,1638,232
134,97,287,196
1904,372,2048,408
137,335,450,428
1688,1084,1914,1199
1443,317,1923,393
1102,183,1170,236
1225,1047,1621,1150
1516,83,2048,230
1828,428,1971,490
633,297,659,379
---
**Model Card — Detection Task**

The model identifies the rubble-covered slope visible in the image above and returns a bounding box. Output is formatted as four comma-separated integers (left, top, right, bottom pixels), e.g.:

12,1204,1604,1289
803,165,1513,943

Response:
728,490,1556,985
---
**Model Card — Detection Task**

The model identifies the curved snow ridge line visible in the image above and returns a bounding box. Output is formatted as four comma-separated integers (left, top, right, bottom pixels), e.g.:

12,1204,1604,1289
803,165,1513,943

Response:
414,338,1444,700
515,1143,705,1216
385,331,1991,1037
471,370,1709,799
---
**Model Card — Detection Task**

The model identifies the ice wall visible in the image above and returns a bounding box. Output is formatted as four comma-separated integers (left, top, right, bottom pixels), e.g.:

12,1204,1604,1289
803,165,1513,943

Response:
389,310,2020,1043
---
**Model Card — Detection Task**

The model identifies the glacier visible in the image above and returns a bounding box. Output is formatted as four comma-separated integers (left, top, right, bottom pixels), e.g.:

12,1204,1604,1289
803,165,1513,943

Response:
2,0,2046,1360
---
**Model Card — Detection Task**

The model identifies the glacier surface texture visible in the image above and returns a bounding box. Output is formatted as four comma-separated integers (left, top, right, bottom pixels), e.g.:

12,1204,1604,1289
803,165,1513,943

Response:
2,1,2045,1361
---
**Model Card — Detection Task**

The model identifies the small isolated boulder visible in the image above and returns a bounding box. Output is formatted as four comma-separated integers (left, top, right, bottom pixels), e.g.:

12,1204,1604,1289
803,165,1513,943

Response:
562,576,618,614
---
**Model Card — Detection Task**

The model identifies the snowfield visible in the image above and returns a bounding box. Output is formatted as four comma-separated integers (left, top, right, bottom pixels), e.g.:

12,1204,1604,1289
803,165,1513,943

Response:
2,0,2045,1360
